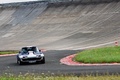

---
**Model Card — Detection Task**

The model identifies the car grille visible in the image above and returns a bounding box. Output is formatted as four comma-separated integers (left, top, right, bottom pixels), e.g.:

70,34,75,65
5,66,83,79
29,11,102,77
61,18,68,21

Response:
22,57,41,61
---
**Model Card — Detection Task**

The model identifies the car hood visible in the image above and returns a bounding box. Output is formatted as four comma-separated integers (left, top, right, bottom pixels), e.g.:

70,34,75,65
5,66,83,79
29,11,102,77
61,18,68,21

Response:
18,51,44,58
19,51,37,58
27,51,36,57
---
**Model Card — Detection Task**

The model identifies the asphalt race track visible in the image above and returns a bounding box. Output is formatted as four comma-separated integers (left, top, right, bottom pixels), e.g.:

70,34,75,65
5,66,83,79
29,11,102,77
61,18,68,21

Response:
0,0,120,75
1,50,120,75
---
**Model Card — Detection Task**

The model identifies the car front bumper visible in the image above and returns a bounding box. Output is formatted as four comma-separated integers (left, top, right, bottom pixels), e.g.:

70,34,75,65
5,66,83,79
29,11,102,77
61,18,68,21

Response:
19,57,44,63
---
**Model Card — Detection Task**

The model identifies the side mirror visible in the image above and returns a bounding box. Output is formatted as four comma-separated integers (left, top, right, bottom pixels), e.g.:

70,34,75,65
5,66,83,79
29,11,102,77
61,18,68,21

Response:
39,50,42,52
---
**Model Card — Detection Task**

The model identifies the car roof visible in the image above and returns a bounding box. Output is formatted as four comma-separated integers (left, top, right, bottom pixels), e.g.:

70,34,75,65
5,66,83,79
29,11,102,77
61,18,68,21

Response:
22,46,36,48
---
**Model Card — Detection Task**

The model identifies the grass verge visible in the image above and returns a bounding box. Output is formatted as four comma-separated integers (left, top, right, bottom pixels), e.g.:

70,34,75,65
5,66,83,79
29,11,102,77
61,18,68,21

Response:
74,46,120,63
0,50,18,55
0,73,120,80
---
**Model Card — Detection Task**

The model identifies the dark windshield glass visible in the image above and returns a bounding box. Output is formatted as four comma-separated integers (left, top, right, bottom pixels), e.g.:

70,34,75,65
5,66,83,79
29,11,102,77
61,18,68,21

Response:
27,47,37,52
21,47,39,54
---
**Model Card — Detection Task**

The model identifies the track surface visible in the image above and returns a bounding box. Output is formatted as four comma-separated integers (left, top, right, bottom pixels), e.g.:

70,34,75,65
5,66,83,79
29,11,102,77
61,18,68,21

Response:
1,50,120,75
0,0,120,75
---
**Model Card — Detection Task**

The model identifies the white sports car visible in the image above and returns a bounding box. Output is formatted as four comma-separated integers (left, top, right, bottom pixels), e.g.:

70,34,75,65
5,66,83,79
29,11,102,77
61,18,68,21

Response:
17,46,45,65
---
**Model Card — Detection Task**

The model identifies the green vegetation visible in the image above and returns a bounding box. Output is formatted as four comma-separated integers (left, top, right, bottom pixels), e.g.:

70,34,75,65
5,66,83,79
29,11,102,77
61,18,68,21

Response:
0,50,18,55
1,46,120,79
74,46,120,63
0,73,120,80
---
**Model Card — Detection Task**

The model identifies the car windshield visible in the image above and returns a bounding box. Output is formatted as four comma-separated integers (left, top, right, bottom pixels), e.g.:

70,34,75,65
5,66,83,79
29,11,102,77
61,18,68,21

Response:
21,47,40,54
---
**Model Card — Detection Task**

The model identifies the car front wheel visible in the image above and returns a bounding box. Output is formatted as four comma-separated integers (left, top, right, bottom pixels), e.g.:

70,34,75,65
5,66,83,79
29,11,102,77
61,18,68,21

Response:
17,59,23,65
41,57,45,64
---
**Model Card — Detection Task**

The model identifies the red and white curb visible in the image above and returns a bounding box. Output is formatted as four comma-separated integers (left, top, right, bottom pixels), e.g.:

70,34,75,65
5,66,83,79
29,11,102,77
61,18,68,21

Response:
60,54,120,66
0,54,16,57
41,49,47,52
0,49,47,57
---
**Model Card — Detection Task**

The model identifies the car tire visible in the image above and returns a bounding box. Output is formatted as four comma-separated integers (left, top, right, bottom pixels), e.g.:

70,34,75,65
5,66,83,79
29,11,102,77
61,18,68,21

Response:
41,57,45,64
17,59,23,65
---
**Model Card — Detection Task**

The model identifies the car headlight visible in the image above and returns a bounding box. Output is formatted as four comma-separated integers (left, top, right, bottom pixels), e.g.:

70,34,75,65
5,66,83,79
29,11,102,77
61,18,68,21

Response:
23,56,27,59
19,55,23,58
36,55,41,58
19,55,27,59
41,54,44,57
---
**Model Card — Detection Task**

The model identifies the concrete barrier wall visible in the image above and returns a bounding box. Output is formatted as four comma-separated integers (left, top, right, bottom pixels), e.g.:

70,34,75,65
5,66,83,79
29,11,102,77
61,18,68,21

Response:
0,0,119,7
48,0,118,3
0,1,120,50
